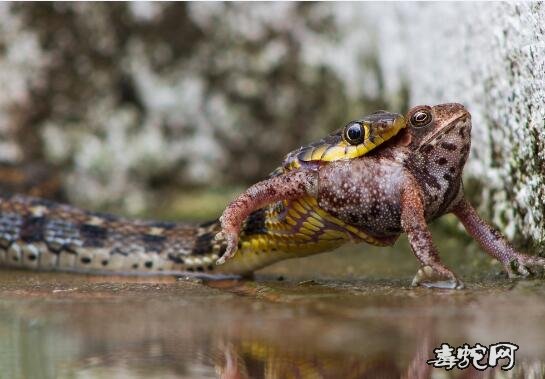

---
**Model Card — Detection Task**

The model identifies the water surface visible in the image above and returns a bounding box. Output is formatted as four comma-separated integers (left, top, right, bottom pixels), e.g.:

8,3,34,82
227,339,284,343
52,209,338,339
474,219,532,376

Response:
1,226,544,379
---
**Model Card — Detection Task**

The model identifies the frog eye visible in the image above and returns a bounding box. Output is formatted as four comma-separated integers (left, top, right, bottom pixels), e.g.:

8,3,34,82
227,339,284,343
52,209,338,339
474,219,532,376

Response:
343,122,366,145
410,110,432,128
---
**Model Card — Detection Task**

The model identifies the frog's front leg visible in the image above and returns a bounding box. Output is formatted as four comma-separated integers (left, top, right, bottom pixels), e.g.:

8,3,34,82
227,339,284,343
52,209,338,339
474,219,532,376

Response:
452,198,545,278
400,180,464,289
216,169,318,265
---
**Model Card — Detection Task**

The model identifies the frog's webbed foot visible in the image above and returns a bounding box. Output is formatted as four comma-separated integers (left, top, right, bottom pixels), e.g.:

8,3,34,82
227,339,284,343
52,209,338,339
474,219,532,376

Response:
502,253,545,279
412,264,465,290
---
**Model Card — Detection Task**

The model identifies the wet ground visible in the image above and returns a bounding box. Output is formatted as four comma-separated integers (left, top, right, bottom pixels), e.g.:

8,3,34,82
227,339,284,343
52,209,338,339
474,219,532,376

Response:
1,218,545,379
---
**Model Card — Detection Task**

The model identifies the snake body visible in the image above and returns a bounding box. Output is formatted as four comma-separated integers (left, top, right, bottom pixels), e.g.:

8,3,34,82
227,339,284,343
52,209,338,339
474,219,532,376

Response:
0,112,405,276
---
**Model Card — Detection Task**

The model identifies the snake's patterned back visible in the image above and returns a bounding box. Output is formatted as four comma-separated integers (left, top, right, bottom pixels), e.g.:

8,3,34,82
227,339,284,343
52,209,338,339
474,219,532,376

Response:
0,194,229,275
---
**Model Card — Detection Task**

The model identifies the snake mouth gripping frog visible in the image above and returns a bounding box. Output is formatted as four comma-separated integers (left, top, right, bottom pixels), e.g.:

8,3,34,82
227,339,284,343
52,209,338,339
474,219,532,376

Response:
218,103,545,289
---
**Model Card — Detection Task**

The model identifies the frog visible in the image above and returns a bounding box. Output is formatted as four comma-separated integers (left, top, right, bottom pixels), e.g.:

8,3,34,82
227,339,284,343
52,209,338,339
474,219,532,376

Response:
216,103,545,289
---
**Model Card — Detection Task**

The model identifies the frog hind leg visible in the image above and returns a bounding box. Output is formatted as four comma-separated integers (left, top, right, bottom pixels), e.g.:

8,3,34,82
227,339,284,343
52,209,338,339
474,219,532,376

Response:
452,198,545,278
401,179,465,289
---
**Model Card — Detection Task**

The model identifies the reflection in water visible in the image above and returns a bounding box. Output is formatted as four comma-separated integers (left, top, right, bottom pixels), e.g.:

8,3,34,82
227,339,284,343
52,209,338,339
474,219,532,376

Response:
0,272,545,378
216,340,403,379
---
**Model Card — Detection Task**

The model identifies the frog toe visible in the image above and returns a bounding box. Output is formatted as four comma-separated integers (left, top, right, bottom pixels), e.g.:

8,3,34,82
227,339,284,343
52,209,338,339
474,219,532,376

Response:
514,264,530,278
411,265,464,290
503,254,545,278
215,232,239,265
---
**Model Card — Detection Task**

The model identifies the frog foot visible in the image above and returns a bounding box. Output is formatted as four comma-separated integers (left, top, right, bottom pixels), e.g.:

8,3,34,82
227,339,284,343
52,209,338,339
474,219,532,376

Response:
502,253,545,279
411,265,465,290
215,230,239,265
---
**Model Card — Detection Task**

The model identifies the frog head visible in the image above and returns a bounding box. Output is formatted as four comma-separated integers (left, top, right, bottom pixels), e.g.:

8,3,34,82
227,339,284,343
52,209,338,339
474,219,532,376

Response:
402,103,473,212
403,103,471,166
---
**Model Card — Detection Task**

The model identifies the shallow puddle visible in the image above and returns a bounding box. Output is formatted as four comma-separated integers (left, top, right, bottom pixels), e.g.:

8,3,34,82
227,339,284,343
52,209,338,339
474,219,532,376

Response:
0,229,544,378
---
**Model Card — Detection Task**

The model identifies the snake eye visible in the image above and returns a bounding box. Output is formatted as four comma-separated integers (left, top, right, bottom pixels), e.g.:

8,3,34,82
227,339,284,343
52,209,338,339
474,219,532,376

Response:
344,122,366,145
410,110,432,128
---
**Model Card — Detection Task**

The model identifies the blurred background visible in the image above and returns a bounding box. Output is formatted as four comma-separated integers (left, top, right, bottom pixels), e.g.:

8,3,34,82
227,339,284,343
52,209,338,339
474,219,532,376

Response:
1,3,545,379
0,2,543,248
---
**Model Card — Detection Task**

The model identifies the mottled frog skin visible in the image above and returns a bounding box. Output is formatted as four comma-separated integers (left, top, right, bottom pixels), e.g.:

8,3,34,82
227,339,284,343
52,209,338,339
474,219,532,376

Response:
219,103,545,288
